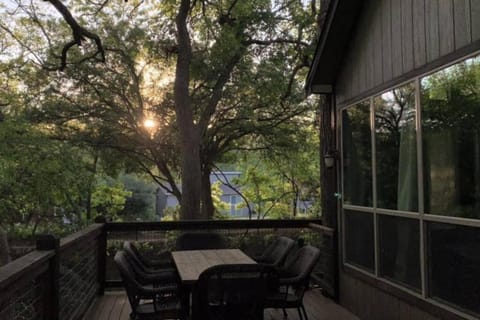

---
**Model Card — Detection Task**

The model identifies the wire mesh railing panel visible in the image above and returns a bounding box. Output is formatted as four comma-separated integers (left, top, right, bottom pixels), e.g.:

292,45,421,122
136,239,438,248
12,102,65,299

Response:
304,226,336,298
0,270,49,320
106,225,313,282
59,239,99,320
105,220,336,297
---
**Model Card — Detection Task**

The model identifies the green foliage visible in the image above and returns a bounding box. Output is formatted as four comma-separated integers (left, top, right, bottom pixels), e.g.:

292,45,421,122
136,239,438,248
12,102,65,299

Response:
232,113,321,219
0,0,320,224
91,181,132,221
161,206,180,221
119,174,158,221
212,181,230,214
0,118,91,229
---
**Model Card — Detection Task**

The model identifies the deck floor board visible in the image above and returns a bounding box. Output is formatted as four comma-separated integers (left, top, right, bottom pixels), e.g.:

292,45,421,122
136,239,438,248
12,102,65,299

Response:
84,289,359,320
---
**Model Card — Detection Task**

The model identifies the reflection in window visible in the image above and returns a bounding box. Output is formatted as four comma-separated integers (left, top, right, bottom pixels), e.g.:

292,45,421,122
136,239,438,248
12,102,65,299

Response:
342,101,372,207
344,210,374,272
375,83,418,211
378,215,421,290
421,55,480,219
427,222,480,315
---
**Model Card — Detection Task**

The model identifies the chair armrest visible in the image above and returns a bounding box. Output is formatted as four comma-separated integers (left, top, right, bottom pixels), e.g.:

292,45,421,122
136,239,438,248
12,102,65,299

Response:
143,252,174,268
137,284,178,298
145,260,174,269
135,269,178,286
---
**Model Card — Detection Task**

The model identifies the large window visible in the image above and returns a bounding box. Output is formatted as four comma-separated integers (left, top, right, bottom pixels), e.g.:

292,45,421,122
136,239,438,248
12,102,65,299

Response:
421,56,480,219
427,222,480,315
375,83,418,211
341,54,480,318
378,215,420,291
344,210,374,271
342,101,372,207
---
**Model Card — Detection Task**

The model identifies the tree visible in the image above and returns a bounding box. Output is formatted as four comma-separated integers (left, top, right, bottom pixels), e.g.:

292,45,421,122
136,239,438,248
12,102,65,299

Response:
1,0,320,220
232,112,320,219
0,118,93,234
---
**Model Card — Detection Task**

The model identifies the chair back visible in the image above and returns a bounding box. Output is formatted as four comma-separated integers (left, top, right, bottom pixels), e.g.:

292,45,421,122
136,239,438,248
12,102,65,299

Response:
114,251,142,310
192,264,273,320
267,237,295,267
176,232,226,251
283,245,320,295
123,241,149,272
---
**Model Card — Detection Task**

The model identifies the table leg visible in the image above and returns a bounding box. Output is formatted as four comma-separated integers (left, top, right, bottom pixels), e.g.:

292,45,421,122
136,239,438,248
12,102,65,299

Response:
181,283,192,319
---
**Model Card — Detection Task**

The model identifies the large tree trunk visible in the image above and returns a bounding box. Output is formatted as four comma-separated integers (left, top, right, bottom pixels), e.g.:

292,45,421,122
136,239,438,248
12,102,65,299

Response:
174,0,202,220
0,225,11,267
200,169,215,219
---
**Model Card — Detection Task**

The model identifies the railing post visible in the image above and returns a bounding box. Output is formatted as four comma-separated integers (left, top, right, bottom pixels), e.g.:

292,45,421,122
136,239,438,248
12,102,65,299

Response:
95,216,107,295
36,234,60,320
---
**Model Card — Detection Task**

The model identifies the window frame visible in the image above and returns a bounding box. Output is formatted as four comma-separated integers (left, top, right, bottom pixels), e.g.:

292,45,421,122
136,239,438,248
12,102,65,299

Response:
338,51,480,320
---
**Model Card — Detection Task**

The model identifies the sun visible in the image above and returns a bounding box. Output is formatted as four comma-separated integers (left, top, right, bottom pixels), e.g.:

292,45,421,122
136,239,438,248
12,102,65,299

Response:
143,118,157,129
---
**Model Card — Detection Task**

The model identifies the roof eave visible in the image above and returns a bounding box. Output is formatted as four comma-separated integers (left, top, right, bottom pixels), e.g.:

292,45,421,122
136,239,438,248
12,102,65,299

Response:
305,0,365,96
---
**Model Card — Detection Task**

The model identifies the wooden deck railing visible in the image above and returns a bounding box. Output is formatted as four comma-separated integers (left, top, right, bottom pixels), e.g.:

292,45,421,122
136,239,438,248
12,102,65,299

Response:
0,222,105,320
103,219,337,298
0,218,337,320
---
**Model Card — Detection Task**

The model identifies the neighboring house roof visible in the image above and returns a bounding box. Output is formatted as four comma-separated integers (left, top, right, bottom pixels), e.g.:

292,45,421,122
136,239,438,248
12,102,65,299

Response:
305,0,365,94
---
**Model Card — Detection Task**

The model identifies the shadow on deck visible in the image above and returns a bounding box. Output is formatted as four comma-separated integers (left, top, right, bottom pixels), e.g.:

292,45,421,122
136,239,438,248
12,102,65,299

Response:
84,289,359,320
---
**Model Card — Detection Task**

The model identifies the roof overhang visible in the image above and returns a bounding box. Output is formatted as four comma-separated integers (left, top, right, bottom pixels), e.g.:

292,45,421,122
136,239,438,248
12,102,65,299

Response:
305,0,365,95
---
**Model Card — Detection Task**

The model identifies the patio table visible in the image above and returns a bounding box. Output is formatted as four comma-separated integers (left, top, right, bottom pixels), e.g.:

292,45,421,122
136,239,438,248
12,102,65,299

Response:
171,249,256,314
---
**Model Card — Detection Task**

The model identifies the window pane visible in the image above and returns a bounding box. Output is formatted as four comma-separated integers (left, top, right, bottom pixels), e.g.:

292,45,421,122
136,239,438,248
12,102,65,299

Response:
378,215,420,290
421,55,480,219
375,83,418,211
427,222,480,316
342,101,372,207
344,210,374,272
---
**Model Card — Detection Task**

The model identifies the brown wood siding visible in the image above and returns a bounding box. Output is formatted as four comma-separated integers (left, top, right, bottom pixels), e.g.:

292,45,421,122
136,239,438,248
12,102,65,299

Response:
335,0,480,106
472,0,480,41
425,0,440,62
338,268,472,320
381,0,393,83
340,271,443,320
413,0,427,68
453,0,472,49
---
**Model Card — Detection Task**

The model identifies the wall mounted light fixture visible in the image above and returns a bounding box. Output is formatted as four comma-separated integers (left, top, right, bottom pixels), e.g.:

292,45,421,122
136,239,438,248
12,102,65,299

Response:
323,151,338,169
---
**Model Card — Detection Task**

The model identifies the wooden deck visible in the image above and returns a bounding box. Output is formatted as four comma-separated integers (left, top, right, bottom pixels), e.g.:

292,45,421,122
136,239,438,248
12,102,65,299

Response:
84,289,359,320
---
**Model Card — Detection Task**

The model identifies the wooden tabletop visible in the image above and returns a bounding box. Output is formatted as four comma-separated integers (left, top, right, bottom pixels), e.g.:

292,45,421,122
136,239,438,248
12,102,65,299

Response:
172,249,256,285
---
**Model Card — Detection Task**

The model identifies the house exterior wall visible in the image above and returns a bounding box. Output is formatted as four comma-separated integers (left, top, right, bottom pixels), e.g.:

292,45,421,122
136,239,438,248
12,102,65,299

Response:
332,1,480,319
339,271,441,320
335,0,480,107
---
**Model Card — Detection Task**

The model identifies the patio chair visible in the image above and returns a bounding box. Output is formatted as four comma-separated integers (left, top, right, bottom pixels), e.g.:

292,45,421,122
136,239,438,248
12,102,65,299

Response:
114,251,185,320
264,245,321,320
175,232,226,251
123,242,179,287
191,264,275,320
124,241,174,269
253,236,295,268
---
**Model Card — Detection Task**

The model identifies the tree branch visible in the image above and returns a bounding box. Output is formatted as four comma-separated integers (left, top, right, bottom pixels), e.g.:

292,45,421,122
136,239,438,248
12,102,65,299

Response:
43,0,105,70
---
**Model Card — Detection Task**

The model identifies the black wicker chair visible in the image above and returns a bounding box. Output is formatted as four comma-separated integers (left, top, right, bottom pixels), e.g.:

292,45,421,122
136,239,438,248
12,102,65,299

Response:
191,264,275,320
253,236,295,268
123,241,178,286
114,251,185,320
264,245,321,320
124,241,174,269
175,232,226,251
